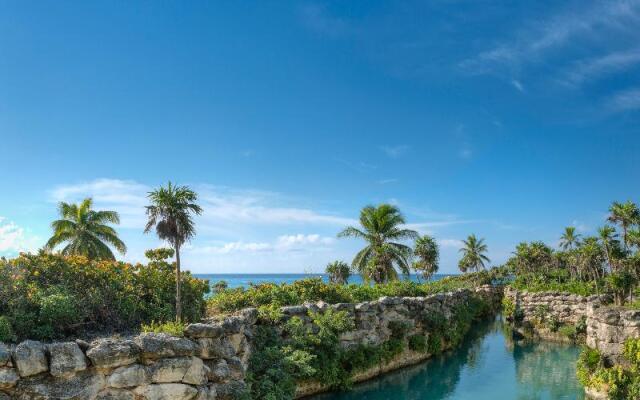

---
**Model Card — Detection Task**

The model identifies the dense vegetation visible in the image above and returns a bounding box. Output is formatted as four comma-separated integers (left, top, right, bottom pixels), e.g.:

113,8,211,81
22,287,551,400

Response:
503,201,640,302
0,252,209,341
244,293,493,399
577,338,640,399
208,270,504,317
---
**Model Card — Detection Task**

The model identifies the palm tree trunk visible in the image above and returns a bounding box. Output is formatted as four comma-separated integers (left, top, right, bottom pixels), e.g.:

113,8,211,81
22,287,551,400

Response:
175,244,182,323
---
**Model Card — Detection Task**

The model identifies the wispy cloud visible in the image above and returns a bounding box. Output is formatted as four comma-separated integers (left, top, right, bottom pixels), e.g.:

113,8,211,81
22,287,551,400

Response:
0,217,40,254
438,238,464,249
511,79,525,92
606,87,640,112
377,178,398,185
188,234,334,255
460,1,640,74
563,48,640,86
298,2,353,38
380,145,409,158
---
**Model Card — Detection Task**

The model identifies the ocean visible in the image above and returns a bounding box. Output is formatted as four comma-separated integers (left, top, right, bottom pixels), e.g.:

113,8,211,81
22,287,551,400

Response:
193,273,455,289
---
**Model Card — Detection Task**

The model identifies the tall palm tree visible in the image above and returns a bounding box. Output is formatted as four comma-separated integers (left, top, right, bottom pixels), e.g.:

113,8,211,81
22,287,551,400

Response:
412,235,439,282
458,234,490,273
608,201,640,250
559,227,581,250
338,204,417,284
629,229,640,250
144,182,202,322
598,225,619,272
45,198,126,260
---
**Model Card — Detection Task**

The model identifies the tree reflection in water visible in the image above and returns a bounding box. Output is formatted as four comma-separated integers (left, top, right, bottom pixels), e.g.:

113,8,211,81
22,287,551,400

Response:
309,316,584,400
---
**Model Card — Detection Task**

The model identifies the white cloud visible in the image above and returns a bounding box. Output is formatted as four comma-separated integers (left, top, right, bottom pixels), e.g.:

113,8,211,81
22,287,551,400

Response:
0,217,40,254
438,239,464,249
511,79,525,92
606,87,640,112
380,145,409,158
563,48,640,86
460,1,640,74
378,178,398,185
298,2,352,37
188,234,334,255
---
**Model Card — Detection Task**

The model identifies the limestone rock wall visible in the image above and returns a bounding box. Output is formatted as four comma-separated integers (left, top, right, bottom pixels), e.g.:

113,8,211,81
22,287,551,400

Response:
586,306,640,365
0,307,256,400
0,286,502,400
504,286,610,325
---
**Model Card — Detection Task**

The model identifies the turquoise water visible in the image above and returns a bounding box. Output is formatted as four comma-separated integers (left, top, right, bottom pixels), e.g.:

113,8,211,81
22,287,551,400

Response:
194,273,453,289
310,316,585,400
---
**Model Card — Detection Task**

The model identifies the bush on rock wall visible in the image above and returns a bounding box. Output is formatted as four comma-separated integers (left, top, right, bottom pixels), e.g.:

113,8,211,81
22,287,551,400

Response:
0,253,209,341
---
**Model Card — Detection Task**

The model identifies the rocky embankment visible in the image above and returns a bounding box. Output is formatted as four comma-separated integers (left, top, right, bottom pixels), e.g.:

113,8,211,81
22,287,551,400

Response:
0,286,503,400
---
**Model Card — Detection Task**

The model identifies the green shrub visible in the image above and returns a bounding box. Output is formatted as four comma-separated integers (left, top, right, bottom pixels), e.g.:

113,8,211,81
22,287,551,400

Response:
388,320,410,339
0,316,15,342
576,316,587,335
576,347,603,386
547,315,560,332
0,253,209,341
141,321,186,337
408,334,427,352
558,324,577,340
427,332,443,354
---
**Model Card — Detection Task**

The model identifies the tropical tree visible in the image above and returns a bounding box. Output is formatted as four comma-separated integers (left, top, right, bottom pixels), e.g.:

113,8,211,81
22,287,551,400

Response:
45,198,126,260
629,229,640,250
458,234,490,273
325,261,351,285
608,201,640,250
597,225,620,272
559,227,581,250
338,204,417,283
412,235,439,281
144,182,203,322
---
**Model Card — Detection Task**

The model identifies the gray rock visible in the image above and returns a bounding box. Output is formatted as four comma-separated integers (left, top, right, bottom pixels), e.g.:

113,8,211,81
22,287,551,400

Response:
0,343,11,366
135,333,199,359
133,383,199,400
240,308,258,325
195,386,217,400
197,337,235,359
149,357,192,383
221,316,244,334
205,359,230,382
87,339,140,369
0,367,19,388
48,342,87,377
14,340,48,377
184,323,223,339
182,357,208,385
96,389,136,400
213,380,247,400
107,364,149,388
15,369,105,400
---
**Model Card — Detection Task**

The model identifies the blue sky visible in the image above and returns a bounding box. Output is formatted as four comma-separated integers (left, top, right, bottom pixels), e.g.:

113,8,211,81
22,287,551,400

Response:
0,0,639,273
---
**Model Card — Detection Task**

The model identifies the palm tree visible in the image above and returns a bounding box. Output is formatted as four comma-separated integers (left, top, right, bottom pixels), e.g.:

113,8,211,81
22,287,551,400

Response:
325,261,351,285
458,234,490,273
144,182,202,322
338,204,417,283
629,229,640,250
45,198,126,260
412,235,439,281
598,225,619,272
608,201,640,250
559,227,581,250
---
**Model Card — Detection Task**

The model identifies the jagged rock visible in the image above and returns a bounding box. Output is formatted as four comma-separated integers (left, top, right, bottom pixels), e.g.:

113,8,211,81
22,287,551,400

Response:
136,334,199,359
205,359,230,382
87,339,140,369
213,380,247,400
133,383,198,400
0,343,11,366
184,323,223,339
197,337,235,359
0,367,19,388
107,364,149,388
226,357,245,380
195,386,217,400
96,388,136,400
149,357,192,383
240,308,258,325
15,369,105,400
14,340,48,377
48,342,87,377
221,317,243,334
75,339,90,352
182,357,208,385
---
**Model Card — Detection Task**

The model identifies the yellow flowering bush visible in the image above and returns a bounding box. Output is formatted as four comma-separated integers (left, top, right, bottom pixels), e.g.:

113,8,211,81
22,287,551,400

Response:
0,252,209,341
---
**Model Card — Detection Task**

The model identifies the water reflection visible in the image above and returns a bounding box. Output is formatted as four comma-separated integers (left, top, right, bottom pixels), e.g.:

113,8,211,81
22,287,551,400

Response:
309,316,584,400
